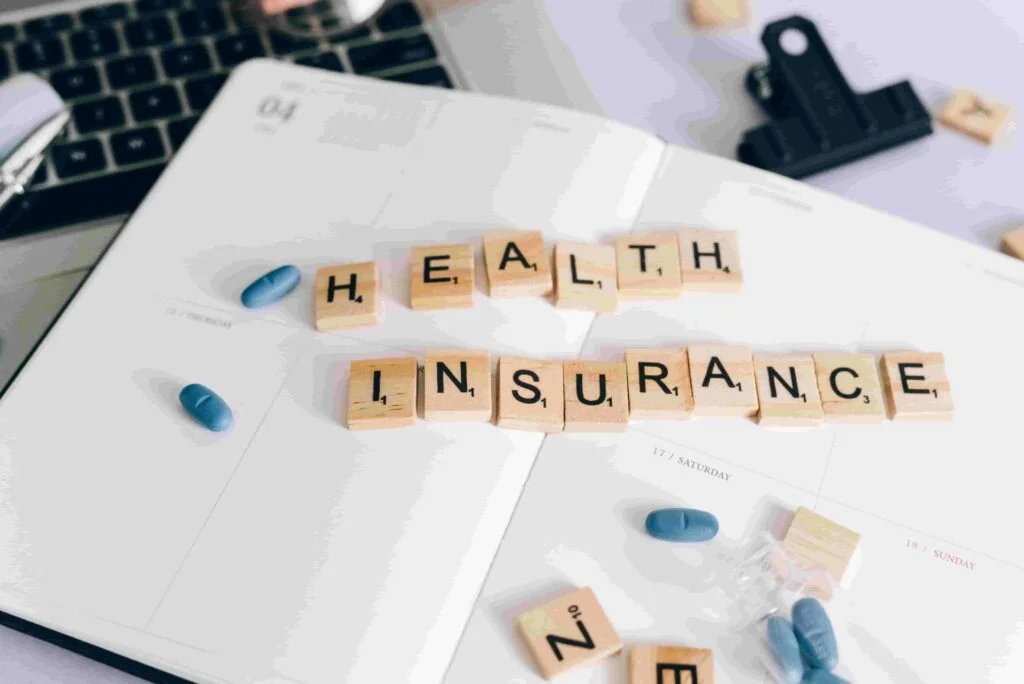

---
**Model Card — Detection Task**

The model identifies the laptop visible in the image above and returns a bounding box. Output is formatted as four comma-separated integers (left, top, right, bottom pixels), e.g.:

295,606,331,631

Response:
0,0,599,389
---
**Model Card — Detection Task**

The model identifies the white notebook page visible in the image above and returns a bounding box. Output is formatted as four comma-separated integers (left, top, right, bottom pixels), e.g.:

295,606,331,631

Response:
0,61,665,683
443,148,1024,683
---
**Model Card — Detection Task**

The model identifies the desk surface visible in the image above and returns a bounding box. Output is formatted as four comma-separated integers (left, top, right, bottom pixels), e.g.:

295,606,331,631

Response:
2,0,1022,681
545,0,1024,248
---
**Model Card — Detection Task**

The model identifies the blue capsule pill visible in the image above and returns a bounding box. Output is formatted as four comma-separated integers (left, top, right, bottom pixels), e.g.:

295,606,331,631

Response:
645,507,719,542
801,669,849,684
792,597,839,671
179,383,233,432
766,616,804,684
241,265,301,308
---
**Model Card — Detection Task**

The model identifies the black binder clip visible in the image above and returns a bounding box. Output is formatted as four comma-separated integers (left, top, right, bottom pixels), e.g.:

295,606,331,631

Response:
737,15,932,179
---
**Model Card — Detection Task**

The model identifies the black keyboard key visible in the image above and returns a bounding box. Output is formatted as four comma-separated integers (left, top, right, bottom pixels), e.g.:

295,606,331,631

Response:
52,139,107,178
106,54,157,89
80,3,129,25
124,16,173,49
268,30,318,55
129,84,181,121
135,0,184,13
376,2,422,32
161,43,212,77
0,25,17,43
23,14,73,36
215,31,265,67
0,165,164,241
177,7,226,37
184,73,225,110
15,38,65,70
295,51,344,72
73,96,126,134
385,65,452,89
167,116,198,149
0,52,9,80
286,15,314,30
50,64,102,100
111,127,165,166
309,0,333,13
348,34,435,74
326,24,370,42
70,27,122,60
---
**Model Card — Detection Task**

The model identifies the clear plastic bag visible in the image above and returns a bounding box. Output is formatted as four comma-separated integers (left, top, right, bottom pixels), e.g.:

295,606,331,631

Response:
705,532,856,683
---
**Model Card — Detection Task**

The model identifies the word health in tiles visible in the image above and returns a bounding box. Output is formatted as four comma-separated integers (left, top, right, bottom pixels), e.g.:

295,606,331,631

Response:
312,228,743,329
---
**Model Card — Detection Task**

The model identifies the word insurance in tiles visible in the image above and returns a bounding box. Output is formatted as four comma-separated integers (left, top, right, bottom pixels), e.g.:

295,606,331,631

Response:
345,348,955,432
314,228,742,330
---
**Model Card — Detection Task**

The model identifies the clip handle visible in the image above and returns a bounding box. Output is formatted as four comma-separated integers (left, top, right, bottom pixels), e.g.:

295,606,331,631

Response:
760,16,877,148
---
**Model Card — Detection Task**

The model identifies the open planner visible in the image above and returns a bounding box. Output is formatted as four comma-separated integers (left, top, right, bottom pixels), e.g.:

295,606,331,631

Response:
1,59,1023,684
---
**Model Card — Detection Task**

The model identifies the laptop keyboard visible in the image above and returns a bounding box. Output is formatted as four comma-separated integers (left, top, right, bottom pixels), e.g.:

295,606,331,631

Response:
0,0,455,241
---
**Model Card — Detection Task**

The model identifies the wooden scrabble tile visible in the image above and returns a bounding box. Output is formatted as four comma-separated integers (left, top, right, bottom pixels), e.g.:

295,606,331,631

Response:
939,90,1012,145
409,243,474,310
881,352,955,421
554,242,618,313
346,357,417,430
1000,227,1024,260
677,229,742,292
753,355,824,427
423,350,492,422
688,0,748,27
630,644,715,684
625,349,694,420
314,262,381,331
782,507,860,588
812,352,886,423
517,587,623,680
615,234,683,300
563,361,629,431
687,345,758,417
497,357,564,432
482,230,553,298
